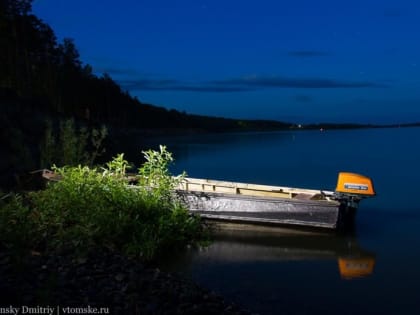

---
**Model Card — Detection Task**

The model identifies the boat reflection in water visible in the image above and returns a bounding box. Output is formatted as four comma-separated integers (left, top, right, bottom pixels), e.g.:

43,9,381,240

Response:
338,256,375,279
162,222,376,280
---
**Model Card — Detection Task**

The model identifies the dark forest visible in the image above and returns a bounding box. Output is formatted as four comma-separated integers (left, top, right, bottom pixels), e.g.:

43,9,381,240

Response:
0,0,295,187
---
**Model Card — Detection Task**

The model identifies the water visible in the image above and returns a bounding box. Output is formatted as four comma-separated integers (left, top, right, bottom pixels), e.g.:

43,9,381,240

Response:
150,127,420,314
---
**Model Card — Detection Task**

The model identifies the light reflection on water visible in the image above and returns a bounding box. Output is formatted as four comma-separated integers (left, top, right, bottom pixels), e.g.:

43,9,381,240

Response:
149,128,420,314
161,223,376,279
158,224,380,315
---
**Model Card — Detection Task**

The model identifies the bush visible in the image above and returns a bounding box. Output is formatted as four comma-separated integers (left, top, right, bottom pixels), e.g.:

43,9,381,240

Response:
40,118,107,168
0,147,205,260
0,193,42,254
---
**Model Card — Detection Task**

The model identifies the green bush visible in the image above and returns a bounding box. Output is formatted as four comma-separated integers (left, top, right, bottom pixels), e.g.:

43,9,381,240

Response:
0,193,41,252
40,118,107,168
0,147,205,260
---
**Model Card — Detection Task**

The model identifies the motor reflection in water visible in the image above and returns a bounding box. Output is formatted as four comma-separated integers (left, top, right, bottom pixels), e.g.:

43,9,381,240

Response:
160,222,376,280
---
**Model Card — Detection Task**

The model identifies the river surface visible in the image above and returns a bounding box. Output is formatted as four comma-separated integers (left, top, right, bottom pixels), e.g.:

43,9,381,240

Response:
149,127,420,314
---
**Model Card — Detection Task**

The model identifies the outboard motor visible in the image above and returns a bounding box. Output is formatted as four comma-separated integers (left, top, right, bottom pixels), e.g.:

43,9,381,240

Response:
334,172,376,208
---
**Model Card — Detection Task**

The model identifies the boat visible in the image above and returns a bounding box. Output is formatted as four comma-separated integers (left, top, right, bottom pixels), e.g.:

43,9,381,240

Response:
176,172,375,230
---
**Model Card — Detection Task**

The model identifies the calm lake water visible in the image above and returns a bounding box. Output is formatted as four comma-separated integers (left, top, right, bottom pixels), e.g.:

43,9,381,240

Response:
151,127,420,315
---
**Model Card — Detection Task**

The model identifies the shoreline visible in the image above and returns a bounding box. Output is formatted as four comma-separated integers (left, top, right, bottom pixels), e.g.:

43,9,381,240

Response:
0,246,254,314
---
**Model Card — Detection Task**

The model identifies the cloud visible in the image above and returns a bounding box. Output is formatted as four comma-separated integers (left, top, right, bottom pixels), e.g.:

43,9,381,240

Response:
117,75,387,93
93,66,140,76
288,50,330,58
212,76,387,89
121,78,178,88
164,86,255,92
119,79,255,92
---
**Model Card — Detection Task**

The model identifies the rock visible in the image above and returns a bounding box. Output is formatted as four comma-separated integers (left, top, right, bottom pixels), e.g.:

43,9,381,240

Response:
0,256,10,265
76,257,87,265
114,272,125,282
0,246,253,314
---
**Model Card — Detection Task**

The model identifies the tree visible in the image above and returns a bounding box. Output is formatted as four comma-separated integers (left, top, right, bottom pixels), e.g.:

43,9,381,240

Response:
0,0,33,18
58,38,81,69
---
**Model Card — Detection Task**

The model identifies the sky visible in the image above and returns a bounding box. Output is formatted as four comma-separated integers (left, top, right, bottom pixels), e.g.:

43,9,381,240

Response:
32,0,420,124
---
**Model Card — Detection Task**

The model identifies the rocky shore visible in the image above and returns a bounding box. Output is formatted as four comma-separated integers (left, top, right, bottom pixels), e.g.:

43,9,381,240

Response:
0,247,254,315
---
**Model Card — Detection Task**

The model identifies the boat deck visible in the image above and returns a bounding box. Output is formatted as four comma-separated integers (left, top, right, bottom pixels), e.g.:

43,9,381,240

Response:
178,177,335,202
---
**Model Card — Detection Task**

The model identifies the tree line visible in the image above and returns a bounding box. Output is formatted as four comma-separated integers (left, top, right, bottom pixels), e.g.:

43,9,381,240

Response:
0,0,294,189
0,0,292,131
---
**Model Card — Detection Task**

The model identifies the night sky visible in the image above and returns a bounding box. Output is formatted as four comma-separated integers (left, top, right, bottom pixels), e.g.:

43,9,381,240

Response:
33,0,420,124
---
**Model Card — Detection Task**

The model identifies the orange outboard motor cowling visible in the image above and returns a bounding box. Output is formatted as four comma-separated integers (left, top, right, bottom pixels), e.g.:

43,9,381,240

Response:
335,172,375,197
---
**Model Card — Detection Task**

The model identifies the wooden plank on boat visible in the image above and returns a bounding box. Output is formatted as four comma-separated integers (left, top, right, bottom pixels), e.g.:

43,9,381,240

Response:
294,193,314,200
237,188,292,198
178,177,332,200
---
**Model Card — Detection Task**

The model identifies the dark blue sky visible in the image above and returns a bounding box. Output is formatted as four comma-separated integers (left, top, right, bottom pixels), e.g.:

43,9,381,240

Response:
33,0,420,123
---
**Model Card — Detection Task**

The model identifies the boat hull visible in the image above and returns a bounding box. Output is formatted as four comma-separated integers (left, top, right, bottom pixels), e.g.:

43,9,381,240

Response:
177,190,353,229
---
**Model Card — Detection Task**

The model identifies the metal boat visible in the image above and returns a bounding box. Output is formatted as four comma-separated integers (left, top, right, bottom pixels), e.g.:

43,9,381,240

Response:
177,172,375,230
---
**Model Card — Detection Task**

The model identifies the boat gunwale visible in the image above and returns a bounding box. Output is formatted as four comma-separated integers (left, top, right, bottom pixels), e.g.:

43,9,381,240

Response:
176,189,341,206
180,177,332,195
177,177,339,205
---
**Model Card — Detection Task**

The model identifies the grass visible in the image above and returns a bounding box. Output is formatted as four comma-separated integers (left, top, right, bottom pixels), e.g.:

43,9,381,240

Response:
0,146,206,260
